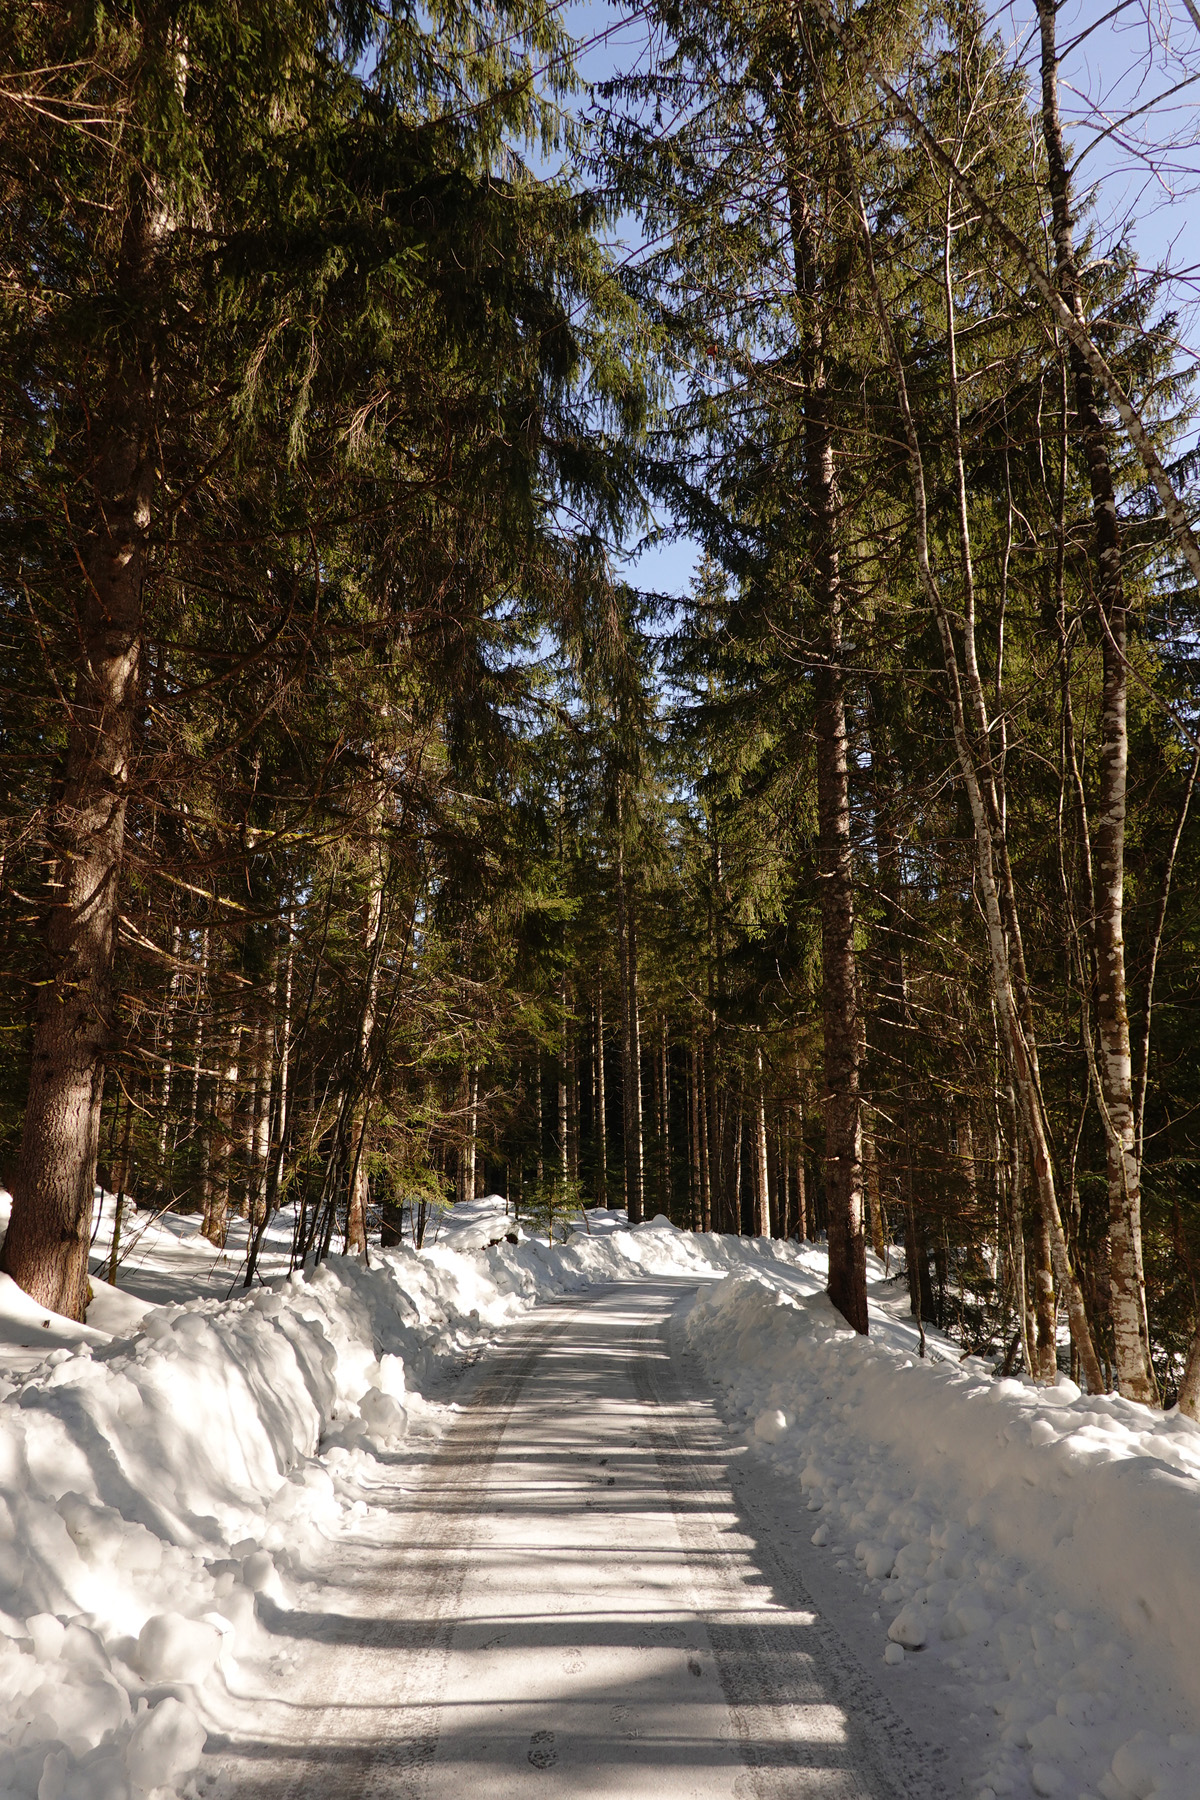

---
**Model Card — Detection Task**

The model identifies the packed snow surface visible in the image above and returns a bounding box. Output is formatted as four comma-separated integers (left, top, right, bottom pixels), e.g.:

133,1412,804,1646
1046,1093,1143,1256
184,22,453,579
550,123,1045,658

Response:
684,1271,1200,1800
0,1191,1196,1800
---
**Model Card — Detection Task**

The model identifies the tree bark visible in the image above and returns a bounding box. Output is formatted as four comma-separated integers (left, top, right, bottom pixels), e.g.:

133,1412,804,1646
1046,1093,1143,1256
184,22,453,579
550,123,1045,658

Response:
1032,1200,1058,1382
814,585,867,1331
694,1044,705,1238
792,1079,809,1240
1179,1328,1200,1420
204,1018,240,1249
1008,1171,1036,1382
595,984,608,1203
863,1108,885,1259
156,921,182,1182
187,926,210,1143
107,1099,135,1287
265,909,294,1216
1135,751,1200,1165
616,830,644,1223
906,1206,937,1330
659,1016,672,1217
3,201,155,1318
345,835,389,1256
535,1055,544,1185
699,1038,712,1230
250,1013,272,1227
753,1039,771,1237
568,1023,579,1184
558,983,569,1184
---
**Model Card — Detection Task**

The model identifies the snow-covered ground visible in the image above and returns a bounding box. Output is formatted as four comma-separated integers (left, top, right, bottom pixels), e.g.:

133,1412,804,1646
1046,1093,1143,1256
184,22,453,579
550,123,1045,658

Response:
0,1192,1196,1800
683,1271,1200,1800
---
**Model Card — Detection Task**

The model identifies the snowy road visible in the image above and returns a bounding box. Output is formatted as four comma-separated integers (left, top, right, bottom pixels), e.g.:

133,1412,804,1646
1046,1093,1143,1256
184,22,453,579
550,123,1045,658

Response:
211,1280,952,1800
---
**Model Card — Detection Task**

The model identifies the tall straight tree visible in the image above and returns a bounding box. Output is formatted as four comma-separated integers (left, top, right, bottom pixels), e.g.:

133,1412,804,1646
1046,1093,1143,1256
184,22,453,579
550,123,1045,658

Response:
1033,0,1157,1404
782,27,866,1330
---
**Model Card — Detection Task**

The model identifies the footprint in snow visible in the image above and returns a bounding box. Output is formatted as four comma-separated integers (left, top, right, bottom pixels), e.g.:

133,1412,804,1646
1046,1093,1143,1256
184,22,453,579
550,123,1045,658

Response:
528,1730,558,1769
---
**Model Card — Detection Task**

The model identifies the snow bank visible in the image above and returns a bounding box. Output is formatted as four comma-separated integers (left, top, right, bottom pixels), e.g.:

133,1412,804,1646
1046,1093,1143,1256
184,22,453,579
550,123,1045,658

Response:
0,1214,801,1800
684,1274,1200,1800
0,1258,408,1800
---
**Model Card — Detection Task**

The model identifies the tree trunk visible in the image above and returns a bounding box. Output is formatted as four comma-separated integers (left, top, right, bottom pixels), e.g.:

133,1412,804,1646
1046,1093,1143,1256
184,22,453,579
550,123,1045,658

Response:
863,1108,885,1259
1036,0,1156,1406
781,43,867,1332
1179,1328,1200,1420
107,1099,135,1288
345,1125,370,1257
238,1049,258,1222
617,835,644,1224
569,1025,579,1184
3,205,155,1318
659,1017,672,1218
346,850,387,1256
198,1080,214,1230
251,1015,272,1227
753,1041,771,1237
794,291,865,1319
187,926,209,1142
793,1083,809,1240
595,985,607,1203
1033,1203,1059,1383
558,987,569,1184
731,1103,744,1235
156,921,182,1181
265,909,294,1216
204,1020,240,1249
459,1066,479,1203
535,1056,544,1185
1011,1199,1035,1383
630,979,644,1222
699,1038,712,1230
689,1040,703,1229
814,583,867,1331
906,1207,937,1331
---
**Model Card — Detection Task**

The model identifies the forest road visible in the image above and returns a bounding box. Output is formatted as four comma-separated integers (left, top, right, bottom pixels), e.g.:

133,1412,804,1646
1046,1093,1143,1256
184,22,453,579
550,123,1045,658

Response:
209,1278,954,1800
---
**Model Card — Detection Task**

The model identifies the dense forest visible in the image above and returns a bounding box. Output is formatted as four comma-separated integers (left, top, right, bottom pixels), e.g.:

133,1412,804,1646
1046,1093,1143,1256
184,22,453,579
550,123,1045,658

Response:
3,0,1200,1412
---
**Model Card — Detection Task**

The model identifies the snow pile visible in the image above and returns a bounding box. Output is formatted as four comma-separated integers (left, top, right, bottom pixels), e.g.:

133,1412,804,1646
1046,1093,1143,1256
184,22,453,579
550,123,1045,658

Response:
0,1256,435,1800
422,1193,657,1251
0,1214,802,1800
684,1273,1200,1800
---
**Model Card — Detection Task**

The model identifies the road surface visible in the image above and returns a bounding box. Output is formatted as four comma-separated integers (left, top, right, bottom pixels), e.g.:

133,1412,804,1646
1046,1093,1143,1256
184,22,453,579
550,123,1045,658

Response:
209,1279,957,1799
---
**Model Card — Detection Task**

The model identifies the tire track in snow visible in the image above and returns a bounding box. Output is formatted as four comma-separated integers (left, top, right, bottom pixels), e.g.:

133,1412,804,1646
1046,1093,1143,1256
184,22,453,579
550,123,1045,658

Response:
211,1300,582,1800
633,1300,955,1800
215,1280,954,1798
